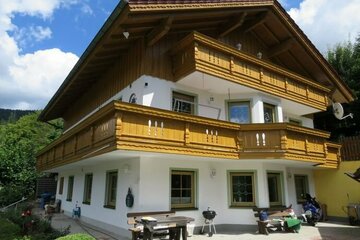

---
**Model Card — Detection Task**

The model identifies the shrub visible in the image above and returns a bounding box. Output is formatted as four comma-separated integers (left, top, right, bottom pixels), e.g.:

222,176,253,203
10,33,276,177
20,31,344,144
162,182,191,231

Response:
0,217,21,240
56,233,96,240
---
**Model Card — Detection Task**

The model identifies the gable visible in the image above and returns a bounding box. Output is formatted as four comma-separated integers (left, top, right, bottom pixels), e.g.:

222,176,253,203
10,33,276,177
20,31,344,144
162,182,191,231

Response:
39,0,354,122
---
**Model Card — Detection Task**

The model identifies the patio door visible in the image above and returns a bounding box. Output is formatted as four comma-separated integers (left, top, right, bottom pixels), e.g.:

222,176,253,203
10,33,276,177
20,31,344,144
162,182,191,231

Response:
267,172,283,206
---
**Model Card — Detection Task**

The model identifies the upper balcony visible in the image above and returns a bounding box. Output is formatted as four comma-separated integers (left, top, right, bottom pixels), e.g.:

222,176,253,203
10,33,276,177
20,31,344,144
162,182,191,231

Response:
170,32,330,111
37,101,340,172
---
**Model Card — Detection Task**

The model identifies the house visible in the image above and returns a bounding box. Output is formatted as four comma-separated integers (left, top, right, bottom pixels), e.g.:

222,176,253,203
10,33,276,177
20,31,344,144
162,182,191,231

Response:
36,0,354,237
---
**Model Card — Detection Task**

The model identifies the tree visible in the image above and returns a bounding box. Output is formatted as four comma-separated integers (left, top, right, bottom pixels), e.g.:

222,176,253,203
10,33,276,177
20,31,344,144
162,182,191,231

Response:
314,36,360,139
0,112,62,205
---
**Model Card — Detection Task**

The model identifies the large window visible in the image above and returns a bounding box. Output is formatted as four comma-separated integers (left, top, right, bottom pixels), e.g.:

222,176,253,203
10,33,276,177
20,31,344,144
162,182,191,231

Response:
66,176,74,201
267,172,283,206
104,171,118,209
229,172,256,207
58,177,64,195
228,101,251,123
263,103,276,123
294,175,309,203
83,173,93,205
171,170,196,209
172,91,195,114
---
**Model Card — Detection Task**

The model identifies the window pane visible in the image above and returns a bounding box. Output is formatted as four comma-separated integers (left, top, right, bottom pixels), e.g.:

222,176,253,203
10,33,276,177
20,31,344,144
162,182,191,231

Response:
171,171,195,208
267,173,282,205
83,174,93,203
295,175,308,203
105,171,117,208
67,176,74,201
182,175,192,188
172,92,195,114
231,174,254,204
229,102,250,123
264,104,275,123
59,177,64,195
172,174,181,188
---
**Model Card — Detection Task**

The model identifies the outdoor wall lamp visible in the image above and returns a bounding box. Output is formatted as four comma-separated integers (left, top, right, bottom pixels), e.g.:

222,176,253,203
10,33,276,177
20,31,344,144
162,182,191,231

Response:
123,31,130,39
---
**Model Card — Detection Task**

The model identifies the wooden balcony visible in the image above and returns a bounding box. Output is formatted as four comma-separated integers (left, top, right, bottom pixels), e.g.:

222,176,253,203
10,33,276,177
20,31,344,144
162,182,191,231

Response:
37,102,340,171
170,32,330,111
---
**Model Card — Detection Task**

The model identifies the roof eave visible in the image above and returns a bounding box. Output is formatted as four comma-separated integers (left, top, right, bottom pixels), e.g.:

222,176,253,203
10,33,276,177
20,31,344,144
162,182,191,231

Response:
38,0,129,122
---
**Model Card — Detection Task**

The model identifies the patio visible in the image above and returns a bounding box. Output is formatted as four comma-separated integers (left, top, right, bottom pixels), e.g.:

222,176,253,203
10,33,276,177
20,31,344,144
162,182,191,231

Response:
46,210,360,240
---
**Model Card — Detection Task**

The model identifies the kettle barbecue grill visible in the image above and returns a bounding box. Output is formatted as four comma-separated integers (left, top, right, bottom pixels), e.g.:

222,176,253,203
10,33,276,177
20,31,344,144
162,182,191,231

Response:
200,207,217,237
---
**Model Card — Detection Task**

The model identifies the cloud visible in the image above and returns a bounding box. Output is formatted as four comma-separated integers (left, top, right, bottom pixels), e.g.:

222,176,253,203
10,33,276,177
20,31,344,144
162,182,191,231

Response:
288,0,360,53
13,26,52,48
0,0,79,110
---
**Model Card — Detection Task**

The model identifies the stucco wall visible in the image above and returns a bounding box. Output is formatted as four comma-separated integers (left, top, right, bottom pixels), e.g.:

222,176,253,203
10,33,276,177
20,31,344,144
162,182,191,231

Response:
314,161,360,218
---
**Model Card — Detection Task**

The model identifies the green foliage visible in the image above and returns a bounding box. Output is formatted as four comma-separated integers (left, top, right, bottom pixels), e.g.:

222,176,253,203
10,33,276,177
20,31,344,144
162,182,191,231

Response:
0,112,63,206
327,39,360,98
56,233,95,240
0,109,34,125
315,35,360,139
0,217,21,240
1,206,69,240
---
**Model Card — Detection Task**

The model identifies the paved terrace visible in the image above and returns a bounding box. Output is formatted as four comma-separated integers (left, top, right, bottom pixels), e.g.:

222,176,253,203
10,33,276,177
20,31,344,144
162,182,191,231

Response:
37,210,360,240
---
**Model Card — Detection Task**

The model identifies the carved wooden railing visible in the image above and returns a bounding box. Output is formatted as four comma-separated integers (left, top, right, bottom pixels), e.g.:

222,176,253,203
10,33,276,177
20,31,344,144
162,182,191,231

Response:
37,102,340,171
170,32,330,111
238,123,340,168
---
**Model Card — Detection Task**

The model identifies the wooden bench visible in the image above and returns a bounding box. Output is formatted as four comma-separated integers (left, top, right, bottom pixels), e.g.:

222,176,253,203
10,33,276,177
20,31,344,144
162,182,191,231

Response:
253,206,289,235
127,211,176,240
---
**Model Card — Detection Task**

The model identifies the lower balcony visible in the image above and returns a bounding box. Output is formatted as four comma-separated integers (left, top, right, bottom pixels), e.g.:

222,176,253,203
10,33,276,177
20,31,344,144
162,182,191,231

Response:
36,101,340,171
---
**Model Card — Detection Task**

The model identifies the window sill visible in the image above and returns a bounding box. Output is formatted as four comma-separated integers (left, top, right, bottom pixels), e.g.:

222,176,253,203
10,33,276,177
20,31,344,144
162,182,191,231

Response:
82,201,91,205
103,205,116,209
229,205,256,209
171,207,198,211
66,199,72,202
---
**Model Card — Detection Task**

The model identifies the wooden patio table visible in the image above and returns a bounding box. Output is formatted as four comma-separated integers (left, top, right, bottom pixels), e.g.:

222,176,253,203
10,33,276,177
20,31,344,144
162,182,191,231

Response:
138,216,194,240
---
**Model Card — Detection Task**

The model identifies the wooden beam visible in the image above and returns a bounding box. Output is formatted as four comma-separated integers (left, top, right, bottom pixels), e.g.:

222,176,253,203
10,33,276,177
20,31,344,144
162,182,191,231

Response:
218,13,247,38
268,38,295,58
146,16,174,46
242,11,268,33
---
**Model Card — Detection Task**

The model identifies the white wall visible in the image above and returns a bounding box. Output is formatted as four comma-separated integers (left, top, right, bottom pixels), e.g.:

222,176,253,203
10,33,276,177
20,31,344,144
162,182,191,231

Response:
55,155,316,236
56,158,140,232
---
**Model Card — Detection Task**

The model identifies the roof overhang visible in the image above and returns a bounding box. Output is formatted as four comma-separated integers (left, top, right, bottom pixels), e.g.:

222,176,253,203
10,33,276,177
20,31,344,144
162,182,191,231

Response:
39,0,355,122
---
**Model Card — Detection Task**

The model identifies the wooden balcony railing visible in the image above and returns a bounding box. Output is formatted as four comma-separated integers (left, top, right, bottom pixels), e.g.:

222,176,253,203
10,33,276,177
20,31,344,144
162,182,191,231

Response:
37,102,340,171
170,32,330,111
238,124,340,168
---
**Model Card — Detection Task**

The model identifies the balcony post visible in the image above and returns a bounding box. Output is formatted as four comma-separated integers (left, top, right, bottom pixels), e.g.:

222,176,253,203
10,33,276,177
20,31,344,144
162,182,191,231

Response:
115,112,123,138
280,130,287,150
185,123,190,145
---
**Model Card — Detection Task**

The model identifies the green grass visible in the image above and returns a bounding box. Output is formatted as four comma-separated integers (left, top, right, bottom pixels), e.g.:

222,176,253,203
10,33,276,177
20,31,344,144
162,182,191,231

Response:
56,233,95,240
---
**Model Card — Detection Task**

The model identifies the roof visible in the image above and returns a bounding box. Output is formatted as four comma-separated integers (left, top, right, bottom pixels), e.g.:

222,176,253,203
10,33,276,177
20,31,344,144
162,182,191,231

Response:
39,0,355,121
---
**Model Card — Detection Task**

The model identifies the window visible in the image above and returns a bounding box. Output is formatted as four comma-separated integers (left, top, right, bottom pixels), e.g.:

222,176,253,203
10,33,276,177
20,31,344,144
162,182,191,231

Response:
172,91,195,115
83,173,93,204
104,171,118,209
59,177,64,195
171,170,196,209
228,101,251,123
229,172,256,207
267,173,283,206
294,175,309,203
263,103,276,123
66,176,74,201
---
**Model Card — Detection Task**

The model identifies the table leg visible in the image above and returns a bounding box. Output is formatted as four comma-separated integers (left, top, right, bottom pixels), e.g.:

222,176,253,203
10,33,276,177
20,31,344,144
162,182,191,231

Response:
181,226,187,240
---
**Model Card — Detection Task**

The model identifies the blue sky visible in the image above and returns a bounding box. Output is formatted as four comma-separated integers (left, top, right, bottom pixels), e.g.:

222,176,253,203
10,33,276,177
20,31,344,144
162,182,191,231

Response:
0,0,359,110
10,1,119,56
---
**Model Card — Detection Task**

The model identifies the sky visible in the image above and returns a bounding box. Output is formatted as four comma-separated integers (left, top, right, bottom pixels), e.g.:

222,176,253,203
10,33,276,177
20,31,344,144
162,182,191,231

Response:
0,0,359,110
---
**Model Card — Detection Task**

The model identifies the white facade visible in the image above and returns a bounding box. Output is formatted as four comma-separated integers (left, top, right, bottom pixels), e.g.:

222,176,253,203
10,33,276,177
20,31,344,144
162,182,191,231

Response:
55,73,322,237
55,151,316,237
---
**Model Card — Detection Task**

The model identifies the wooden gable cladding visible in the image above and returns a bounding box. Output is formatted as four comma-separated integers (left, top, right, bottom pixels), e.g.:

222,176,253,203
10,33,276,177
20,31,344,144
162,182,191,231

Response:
37,101,340,171
170,32,330,111
39,0,354,123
